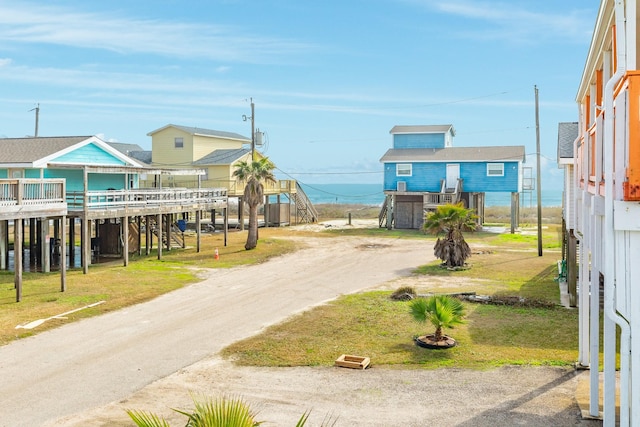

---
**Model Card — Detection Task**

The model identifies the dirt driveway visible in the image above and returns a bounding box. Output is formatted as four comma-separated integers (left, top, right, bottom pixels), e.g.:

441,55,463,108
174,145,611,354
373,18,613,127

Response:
0,223,600,426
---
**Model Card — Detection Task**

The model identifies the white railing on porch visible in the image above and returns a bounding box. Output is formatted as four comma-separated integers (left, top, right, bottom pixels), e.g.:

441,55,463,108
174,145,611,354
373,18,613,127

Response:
0,179,66,207
66,188,227,210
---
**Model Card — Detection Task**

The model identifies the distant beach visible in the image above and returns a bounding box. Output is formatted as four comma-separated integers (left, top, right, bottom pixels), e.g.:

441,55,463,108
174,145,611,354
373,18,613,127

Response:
299,183,563,207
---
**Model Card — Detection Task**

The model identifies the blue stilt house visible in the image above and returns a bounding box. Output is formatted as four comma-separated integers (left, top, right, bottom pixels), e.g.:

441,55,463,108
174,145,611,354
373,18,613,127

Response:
380,125,525,229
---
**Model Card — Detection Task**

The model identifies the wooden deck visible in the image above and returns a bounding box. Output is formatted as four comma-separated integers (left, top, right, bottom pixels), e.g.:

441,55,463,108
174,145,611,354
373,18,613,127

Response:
0,179,67,220
66,187,228,219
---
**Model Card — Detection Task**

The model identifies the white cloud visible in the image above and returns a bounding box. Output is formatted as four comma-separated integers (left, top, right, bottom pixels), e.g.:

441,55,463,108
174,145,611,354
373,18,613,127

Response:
0,3,314,63
409,0,594,44
0,58,11,67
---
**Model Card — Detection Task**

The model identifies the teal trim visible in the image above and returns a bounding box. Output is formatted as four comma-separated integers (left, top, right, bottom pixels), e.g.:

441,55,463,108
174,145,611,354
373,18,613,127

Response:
51,142,127,166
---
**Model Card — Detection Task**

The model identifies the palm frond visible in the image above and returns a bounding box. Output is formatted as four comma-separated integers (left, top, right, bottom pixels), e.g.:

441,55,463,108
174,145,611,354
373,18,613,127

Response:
126,409,171,427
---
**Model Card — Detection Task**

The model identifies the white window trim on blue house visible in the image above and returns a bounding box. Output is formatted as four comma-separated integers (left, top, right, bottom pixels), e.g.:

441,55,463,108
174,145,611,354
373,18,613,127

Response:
396,163,412,176
486,163,504,177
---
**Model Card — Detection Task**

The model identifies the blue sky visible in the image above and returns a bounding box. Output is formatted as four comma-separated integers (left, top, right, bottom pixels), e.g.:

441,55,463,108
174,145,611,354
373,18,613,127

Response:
0,1,599,190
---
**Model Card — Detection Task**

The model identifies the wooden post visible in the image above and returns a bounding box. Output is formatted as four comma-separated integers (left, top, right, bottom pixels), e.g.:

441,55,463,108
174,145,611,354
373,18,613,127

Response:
196,210,201,253
41,218,50,273
145,215,151,255
14,218,23,302
68,218,75,268
224,206,228,247
82,166,89,274
82,218,89,274
386,195,394,230
0,220,6,270
60,215,66,292
157,213,162,260
239,197,244,231
510,192,517,234
165,213,171,251
123,216,129,267
136,216,142,256
29,218,36,265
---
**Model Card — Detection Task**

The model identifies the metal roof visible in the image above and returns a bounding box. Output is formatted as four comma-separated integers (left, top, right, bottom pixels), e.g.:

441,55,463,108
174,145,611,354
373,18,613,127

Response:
389,125,455,136
147,124,250,142
0,136,90,163
380,146,525,163
193,148,251,165
557,122,578,159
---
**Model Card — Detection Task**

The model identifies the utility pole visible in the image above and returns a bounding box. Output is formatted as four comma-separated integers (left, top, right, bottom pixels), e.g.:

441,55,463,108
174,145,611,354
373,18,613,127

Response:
251,98,255,161
534,85,543,257
243,98,256,161
30,103,40,137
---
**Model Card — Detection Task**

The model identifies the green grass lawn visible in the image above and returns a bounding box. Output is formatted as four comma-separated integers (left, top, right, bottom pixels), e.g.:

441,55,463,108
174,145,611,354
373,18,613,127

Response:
221,222,579,370
1,212,582,371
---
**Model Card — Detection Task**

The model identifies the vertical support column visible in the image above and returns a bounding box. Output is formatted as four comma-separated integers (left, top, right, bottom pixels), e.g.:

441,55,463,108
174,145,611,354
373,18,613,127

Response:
60,216,66,292
82,218,90,274
386,194,394,230
588,200,600,417
145,215,151,255
41,218,50,273
211,209,216,232
29,218,36,265
567,231,577,307
82,166,90,274
69,218,75,268
239,197,245,231
136,216,142,256
264,195,270,228
123,216,129,267
165,213,171,251
196,210,201,253
14,218,23,302
0,220,7,270
157,213,163,260
510,192,517,234
224,206,228,247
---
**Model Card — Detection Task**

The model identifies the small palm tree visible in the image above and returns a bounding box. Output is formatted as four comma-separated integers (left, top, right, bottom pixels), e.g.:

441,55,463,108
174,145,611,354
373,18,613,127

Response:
233,157,276,250
127,394,262,427
126,394,331,426
410,295,465,343
423,202,478,268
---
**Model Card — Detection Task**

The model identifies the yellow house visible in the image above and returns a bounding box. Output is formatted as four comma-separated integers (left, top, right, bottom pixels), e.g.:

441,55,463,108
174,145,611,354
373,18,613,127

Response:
144,124,317,224
146,124,251,193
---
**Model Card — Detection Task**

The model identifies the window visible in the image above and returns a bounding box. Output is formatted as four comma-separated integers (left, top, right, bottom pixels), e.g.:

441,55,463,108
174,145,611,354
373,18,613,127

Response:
487,163,504,176
174,137,184,148
396,164,412,176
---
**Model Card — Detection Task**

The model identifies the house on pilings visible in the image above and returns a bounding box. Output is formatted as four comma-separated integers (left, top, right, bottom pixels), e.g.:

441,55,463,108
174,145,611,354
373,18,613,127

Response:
143,124,318,227
0,135,227,302
379,125,525,230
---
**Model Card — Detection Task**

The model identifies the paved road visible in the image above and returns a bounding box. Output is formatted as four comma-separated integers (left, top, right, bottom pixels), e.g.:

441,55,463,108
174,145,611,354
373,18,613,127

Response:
0,236,431,426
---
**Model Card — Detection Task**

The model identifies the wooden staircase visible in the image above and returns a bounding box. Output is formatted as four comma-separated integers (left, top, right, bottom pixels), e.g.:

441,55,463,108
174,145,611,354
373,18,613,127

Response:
291,182,318,224
379,197,391,228
146,215,185,249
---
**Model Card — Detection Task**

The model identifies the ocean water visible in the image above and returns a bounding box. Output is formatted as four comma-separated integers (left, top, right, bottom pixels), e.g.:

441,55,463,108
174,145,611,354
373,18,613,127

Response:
299,183,562,207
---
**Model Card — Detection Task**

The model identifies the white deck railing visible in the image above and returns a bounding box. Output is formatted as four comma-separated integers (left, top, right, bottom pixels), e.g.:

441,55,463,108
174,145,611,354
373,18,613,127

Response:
0,179,66,207
66,187,227,210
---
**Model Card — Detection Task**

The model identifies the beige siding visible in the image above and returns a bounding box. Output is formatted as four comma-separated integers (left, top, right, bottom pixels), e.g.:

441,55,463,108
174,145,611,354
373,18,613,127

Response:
152,128,194,166
193,135,243,161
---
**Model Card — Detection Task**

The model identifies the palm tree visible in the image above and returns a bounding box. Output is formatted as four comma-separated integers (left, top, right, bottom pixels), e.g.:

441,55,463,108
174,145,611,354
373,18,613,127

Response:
423,202,478,268
127,394,262,427
410,295,465,343
126,394,332,426
233,157,276,250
